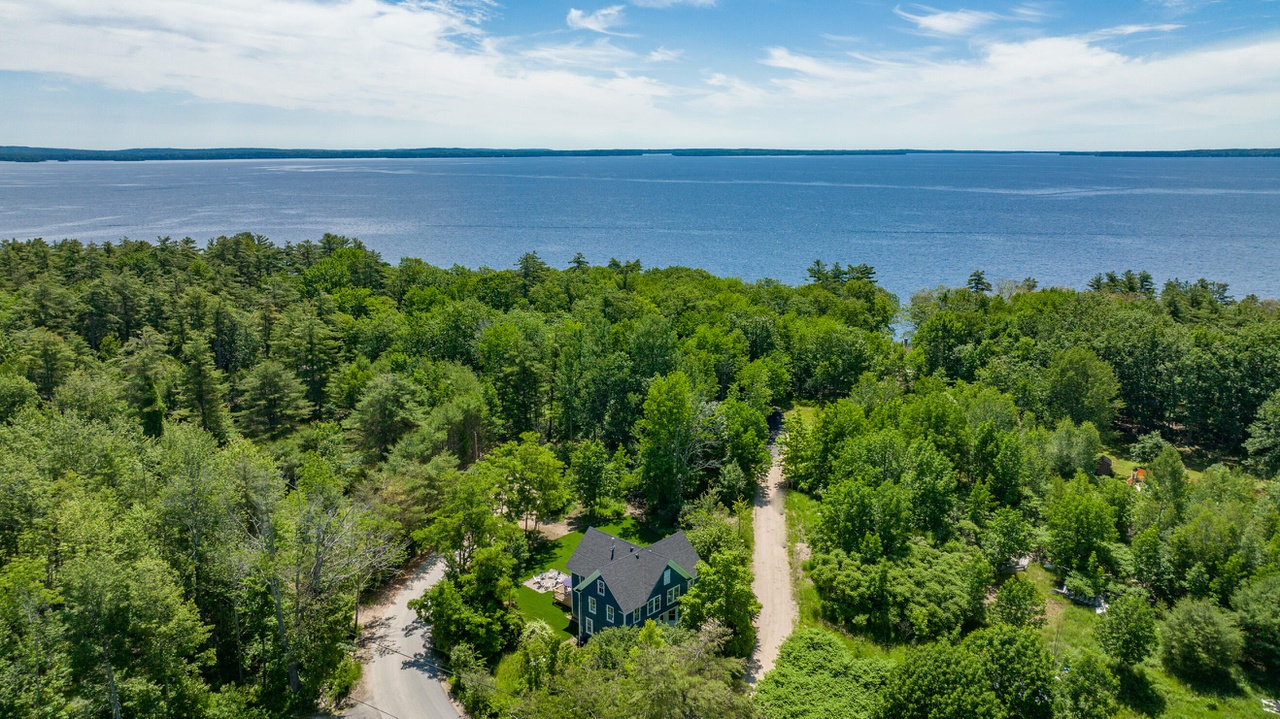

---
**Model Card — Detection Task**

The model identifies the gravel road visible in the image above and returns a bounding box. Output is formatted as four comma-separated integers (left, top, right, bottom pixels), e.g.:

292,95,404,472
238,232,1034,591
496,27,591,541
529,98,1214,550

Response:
746,453,798,683
342,555,461,719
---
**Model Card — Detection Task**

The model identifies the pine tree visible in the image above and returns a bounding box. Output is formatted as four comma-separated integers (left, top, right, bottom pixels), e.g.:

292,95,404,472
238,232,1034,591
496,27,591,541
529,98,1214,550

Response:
180,334,233,440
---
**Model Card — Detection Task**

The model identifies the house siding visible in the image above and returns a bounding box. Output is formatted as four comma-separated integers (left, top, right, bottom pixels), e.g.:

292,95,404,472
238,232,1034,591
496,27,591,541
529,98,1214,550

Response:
573,570,692,642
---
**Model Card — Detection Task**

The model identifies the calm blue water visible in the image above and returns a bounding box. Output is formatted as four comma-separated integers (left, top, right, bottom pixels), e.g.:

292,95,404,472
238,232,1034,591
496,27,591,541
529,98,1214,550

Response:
1,154,1277,300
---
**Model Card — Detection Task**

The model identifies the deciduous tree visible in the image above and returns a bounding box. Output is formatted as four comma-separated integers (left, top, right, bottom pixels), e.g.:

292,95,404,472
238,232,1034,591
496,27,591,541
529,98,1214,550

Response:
1095,592,1157,667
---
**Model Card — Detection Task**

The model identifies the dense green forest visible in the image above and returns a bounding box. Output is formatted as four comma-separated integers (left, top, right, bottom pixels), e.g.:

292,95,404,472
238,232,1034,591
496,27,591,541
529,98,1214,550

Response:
0,234,1277,718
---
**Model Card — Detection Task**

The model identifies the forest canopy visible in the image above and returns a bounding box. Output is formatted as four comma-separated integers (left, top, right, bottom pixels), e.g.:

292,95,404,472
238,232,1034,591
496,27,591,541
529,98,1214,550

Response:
1,233,1278,718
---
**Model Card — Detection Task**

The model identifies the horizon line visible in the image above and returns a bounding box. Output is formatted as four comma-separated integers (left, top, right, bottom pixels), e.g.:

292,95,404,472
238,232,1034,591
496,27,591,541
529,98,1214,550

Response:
3,145,1279,162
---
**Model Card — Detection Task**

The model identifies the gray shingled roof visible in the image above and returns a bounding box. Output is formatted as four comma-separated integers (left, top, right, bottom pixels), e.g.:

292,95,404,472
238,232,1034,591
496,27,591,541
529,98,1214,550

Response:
566,527,642,577
567,528,701,615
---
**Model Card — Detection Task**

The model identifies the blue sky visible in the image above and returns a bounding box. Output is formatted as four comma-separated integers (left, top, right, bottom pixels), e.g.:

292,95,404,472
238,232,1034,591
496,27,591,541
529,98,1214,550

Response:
0,0,1277,149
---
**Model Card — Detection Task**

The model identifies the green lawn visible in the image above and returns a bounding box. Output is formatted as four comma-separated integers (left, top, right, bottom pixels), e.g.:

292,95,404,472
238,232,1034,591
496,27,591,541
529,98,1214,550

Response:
515,586,571,640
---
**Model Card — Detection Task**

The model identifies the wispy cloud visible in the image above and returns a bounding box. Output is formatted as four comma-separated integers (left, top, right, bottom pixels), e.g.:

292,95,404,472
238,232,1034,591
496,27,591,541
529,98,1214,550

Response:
631,0,716,7
524,39,636,67
567,5,628,34
894,5,1001,36
647,46,684,62
1088,23,1183,39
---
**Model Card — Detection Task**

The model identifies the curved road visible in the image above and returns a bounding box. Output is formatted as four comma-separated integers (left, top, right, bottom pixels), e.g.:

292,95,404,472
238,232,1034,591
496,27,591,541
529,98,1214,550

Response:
343,555,460,719
747,453,798,683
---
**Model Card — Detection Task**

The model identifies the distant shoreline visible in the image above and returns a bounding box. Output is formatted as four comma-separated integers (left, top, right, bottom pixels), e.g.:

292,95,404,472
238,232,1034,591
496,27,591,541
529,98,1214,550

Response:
2,146,1278,163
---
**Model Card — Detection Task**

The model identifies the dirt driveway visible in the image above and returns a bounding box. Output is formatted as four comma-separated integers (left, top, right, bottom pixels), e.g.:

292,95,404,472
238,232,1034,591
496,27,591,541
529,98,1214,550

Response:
746,452,798,683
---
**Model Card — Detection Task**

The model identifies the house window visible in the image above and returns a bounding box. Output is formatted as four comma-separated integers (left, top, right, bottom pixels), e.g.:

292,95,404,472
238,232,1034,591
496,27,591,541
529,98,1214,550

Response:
664,568,671,585
589,597,597,614
667,586,680,603
585,618,594,635
632,608,641,623
597,578,605,595
607,606,615,622
647,596,661,615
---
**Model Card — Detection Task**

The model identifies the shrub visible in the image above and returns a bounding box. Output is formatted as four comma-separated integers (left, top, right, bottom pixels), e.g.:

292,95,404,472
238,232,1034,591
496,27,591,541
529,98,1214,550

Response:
873,642,1004,719
1160,598,1243,682
989,575,1046,628
1055,651,1118,719
1129,431,1171,464
1095,592,1157,667
1231,575,1280,674
756,629,891,719
327,655,362,703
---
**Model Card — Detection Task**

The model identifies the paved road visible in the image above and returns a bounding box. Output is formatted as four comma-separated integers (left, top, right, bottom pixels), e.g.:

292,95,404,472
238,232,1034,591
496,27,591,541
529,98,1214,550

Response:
343,555,460,719
746,453,798,683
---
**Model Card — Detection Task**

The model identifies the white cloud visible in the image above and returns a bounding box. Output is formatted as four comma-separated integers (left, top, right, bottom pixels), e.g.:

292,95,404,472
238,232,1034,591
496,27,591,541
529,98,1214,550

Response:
647,46,684,62
741,34,1280,148
0,0,689,147
631,0,716,7
567,5,628,34
894,5,1001,36
0,0,1277,150
525,39,636,67
1088,23,1183,38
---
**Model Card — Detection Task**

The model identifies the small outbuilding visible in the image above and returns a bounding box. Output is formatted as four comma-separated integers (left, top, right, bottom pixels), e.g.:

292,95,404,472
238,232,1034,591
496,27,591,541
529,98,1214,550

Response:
1095,455,1113,477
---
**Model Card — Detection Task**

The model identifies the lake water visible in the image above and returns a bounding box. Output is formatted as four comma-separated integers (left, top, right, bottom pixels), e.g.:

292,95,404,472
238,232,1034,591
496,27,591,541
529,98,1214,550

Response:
1,154,1277,301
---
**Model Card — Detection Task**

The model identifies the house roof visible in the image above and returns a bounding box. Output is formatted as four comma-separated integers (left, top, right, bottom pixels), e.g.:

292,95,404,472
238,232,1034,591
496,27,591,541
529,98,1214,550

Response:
567,528,701,615
566,527,642,577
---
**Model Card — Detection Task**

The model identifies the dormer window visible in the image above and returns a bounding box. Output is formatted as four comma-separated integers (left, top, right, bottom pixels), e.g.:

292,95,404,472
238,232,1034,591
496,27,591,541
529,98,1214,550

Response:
664,568,671,585
596,578,605,595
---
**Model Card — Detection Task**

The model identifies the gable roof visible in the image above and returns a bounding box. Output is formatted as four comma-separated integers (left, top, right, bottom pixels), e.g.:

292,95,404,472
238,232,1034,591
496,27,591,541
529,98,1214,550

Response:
567,528,701,615
566,527,642,577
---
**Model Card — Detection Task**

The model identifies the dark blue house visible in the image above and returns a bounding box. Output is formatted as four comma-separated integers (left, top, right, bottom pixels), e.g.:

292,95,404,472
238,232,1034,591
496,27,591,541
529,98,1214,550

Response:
566,528,700,643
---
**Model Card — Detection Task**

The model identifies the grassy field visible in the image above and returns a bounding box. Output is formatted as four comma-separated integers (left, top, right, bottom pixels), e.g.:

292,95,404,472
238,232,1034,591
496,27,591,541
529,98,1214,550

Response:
1105,448,1205,483
1023,562,1272,719
783,489,822,629
788,404,819,425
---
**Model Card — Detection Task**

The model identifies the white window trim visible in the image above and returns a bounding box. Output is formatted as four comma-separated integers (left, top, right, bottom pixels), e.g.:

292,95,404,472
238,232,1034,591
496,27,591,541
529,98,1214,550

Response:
632,608,641,623
589,597,596,614
596,578,605,595
663,568,671,585
585,618,593,635
647,596,660,615
607,606,615,622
